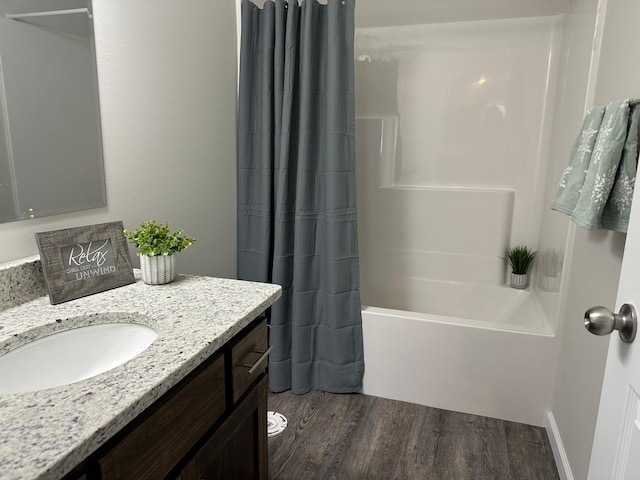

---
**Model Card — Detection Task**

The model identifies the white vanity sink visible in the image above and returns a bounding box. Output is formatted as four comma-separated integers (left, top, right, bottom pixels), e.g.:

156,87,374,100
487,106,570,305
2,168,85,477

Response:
0,322,158,394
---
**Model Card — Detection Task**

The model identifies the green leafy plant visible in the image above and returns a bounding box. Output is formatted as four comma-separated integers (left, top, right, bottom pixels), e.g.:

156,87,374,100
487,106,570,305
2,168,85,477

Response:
123,221,196,256
503,245,537,275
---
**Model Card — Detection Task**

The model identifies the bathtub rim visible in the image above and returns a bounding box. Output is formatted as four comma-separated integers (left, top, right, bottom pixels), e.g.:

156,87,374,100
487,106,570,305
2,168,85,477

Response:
361,302,555,337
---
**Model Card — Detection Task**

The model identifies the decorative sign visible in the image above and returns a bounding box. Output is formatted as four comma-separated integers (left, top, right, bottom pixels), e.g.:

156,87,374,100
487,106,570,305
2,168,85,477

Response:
61,239,117,282
35,221,135,304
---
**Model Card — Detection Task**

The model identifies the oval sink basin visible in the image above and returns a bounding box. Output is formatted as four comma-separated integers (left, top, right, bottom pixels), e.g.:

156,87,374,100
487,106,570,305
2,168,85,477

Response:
0,322,158,394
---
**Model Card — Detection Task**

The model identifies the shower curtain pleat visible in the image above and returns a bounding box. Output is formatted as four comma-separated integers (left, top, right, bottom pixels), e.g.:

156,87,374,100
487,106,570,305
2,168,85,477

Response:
237,0,364,394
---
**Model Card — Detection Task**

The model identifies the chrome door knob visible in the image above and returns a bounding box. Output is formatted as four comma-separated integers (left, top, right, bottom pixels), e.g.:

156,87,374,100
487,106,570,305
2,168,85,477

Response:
584,303,637,343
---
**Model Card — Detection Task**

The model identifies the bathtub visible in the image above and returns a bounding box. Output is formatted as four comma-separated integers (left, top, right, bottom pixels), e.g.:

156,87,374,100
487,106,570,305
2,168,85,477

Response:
361,281,556,426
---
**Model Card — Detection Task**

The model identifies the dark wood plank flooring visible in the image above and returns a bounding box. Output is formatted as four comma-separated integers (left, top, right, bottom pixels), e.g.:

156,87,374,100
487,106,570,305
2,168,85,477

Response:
268,391,559,480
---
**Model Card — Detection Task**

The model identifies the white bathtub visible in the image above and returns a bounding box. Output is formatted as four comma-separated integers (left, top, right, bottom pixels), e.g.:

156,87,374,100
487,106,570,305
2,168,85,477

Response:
361,281,556,426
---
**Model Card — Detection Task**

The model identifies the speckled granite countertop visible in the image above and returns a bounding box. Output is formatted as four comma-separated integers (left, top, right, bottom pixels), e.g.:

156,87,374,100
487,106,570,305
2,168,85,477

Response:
0,273,281,480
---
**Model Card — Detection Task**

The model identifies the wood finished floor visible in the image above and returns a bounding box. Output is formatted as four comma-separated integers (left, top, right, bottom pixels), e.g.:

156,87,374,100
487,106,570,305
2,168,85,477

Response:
268,391,559,480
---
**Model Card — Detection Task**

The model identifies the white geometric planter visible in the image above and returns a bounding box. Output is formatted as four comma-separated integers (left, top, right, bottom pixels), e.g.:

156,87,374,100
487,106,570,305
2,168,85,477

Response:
140,254,176,285
510,272,528,289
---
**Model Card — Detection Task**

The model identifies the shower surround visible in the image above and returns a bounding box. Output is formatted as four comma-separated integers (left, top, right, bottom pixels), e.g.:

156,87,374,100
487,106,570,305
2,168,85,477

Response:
355,13,564,425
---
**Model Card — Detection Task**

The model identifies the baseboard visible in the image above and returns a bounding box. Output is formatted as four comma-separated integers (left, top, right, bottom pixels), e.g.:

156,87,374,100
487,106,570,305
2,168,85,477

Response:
545,411,574,480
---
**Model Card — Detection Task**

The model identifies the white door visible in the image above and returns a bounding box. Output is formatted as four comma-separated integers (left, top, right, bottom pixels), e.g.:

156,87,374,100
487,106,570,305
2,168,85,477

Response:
587,185,640,478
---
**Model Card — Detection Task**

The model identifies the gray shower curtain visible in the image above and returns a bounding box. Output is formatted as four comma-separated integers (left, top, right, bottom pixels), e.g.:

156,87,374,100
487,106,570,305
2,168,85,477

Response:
237,0,364,394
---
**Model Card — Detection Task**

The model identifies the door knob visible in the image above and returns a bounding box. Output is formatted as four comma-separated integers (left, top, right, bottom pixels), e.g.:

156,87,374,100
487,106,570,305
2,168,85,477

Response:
584,303,637,343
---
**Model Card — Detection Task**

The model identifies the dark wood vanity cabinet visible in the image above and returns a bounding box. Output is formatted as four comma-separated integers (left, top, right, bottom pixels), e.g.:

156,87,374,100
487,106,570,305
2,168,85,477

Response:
71,316,269,480
176,318,269,480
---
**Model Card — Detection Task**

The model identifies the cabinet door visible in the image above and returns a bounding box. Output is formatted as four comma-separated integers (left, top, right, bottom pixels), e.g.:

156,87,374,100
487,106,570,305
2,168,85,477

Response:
178,375,268,480
98,355,226,479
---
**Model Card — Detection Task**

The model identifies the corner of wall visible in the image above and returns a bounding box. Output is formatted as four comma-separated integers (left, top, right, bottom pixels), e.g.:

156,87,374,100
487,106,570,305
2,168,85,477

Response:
545,410,575,480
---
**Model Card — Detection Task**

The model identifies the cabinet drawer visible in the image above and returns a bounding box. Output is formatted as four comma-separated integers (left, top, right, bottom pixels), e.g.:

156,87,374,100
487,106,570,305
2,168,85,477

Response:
98,354,225,480
232,319,269,403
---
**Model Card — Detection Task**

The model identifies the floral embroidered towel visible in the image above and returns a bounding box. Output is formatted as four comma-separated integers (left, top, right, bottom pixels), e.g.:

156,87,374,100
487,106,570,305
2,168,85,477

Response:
601,104,640,231
551,105,606,215
552,99,640,233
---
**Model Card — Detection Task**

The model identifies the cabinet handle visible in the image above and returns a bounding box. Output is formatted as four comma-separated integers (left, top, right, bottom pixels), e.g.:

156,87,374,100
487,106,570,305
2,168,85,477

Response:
240,345,273,375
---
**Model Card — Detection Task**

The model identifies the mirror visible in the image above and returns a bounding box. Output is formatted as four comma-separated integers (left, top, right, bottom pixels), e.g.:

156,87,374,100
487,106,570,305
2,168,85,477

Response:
0,0,105,223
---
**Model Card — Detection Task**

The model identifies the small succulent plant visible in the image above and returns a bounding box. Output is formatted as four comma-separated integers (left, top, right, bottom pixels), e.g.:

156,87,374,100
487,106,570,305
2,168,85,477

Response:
123,220,195,256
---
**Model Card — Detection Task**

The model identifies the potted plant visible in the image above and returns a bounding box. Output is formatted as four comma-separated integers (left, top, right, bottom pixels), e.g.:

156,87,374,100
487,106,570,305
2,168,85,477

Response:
123,220,196,285
503,245,537,289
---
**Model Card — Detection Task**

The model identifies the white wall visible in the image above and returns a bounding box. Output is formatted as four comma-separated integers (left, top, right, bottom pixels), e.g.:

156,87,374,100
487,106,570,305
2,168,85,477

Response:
549,230,623,480
546,0,640,479
0,0,238,279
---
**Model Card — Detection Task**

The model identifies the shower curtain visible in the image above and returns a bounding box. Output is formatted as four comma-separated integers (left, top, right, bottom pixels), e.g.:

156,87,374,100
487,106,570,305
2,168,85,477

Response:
237,0,364,394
